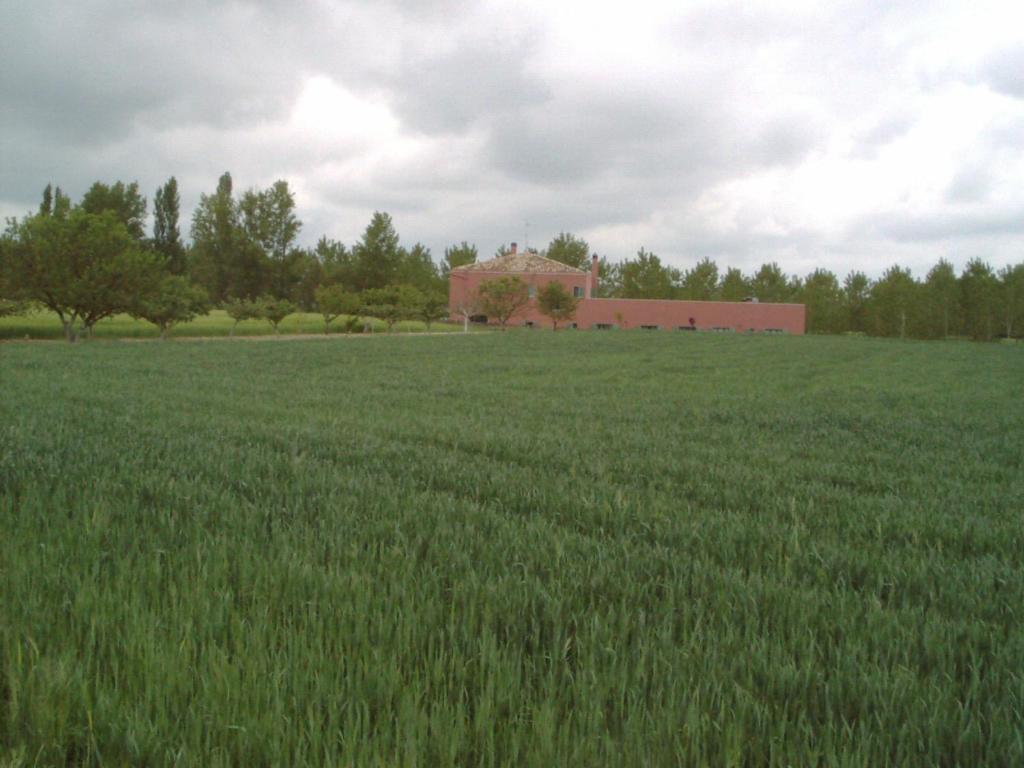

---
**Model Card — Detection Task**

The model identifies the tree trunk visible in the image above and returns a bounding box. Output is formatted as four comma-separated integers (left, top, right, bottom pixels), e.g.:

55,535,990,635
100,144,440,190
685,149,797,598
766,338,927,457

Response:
160,326,169,341
463,316,469,333
63,320,77,343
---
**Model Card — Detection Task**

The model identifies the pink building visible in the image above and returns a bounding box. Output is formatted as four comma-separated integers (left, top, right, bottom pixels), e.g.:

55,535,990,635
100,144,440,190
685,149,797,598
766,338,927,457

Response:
449,244,805,334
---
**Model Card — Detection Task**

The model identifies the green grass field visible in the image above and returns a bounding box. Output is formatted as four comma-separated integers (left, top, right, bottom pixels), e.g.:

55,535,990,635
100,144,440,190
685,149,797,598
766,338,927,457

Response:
1,332,1022,766
0,308,465,340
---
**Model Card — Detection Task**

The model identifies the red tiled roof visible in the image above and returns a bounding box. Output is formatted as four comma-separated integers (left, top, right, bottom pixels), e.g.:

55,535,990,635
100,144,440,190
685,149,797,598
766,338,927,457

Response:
453,252,585,274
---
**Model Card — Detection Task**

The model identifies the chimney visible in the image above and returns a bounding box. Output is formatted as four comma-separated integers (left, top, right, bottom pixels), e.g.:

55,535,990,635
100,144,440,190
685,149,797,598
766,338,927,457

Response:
588,253,599,298
510,242,517,255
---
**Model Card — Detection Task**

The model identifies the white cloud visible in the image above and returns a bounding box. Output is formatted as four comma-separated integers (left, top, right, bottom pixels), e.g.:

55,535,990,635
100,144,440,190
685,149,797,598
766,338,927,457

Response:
1,0,1023,278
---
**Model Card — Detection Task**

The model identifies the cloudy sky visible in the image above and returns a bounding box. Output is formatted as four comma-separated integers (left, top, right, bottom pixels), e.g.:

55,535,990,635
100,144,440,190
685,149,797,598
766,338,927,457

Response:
2,0,1023,278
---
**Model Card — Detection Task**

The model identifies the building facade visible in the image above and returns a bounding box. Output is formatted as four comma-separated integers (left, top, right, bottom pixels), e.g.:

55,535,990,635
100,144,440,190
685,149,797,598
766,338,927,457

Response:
449,244,805,334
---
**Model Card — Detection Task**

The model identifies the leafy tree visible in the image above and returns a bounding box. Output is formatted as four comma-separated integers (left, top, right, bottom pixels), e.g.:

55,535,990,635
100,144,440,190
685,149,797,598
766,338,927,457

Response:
419,292,449,330
79,181,147,240
718,267,750,302
256,296,296,334
595,257,622,298
960,259,999,341
225,297,261,336
360,285,422,332
679,258,719,300
315,284,361,333
239,180,302,299
191,172,241,303
477,276,529,329
545,232,589,270
314,237,354,289
923,259,960,339
869,265,920,338
750,262,794,303
997,263,1024,338
620,248,676,299
239,181,301,262
291,250,325,310
0,298,25,319
5,209,162,341
131,276,209,340
352,212,402,291
442,242,477,275
799,269,842,334
537,281,579,330
843,271,872,333
153,177,186,275
397,243,442,293
39,184,53,217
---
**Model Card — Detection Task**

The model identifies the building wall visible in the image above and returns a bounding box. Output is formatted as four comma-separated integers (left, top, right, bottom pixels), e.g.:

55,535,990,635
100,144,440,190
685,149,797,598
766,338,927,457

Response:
449,273,806,334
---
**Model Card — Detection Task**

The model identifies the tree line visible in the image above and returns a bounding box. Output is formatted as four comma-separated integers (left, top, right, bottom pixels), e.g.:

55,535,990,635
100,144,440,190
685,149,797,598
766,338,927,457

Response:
2,176,1021,341
0,175,468,340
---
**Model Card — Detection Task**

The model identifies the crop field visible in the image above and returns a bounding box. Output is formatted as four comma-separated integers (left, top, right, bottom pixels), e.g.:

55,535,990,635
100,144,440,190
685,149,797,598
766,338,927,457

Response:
0,309,464,341
1,332,1022,766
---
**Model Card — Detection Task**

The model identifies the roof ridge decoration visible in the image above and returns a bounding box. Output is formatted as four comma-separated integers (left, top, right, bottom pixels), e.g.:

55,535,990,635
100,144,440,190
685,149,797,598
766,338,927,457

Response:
453,252,586,274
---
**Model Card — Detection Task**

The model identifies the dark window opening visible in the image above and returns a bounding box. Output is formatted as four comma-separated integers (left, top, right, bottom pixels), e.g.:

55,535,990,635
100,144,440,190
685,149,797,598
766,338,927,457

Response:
677,325,697,331
640,324,660,330
594,323,615,330
573,286,584,298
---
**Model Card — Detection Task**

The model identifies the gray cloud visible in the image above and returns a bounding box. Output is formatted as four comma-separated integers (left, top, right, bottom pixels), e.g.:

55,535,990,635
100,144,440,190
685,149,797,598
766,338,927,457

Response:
2,0,1022,280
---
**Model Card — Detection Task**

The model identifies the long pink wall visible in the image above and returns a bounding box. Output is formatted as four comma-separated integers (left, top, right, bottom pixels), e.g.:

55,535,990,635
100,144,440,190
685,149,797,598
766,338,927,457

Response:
449,272,805,334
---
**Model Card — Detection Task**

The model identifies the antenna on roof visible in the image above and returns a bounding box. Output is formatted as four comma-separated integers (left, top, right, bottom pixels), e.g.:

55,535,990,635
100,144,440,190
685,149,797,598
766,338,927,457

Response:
524,220,529,251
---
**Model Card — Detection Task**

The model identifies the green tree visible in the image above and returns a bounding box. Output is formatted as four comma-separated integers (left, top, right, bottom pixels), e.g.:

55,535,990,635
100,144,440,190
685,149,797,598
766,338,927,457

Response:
477,276,530,329
595,257,621,298
620,248,676,299
959,259,999,341
79,181,147,240
799,269,842,334
679,258,719,300
5,209,162,341
997,263,1024,338
224,297,261,336
923,259,960,339
315,284,361,334
360,285,422,332
314,237,354,288
869,265,920,339
153,176,186,275
239,180,302,300
441,242,477,276
419,292,449,330
352,212,402,291
131,276,209,340
843,271,872,333
750,262,795,303
38,184,53,217
256,296,296,334
397,243,442,293
545,232,589,270
191,172,241,303
537,281,579,330
718,267,750,302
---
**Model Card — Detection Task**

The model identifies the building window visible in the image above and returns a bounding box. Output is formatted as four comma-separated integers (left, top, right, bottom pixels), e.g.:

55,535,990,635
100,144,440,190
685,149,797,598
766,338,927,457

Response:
677,325,697,331
640,325,659,330
528,285,537,298
593,323,615,330
573,286,583,298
